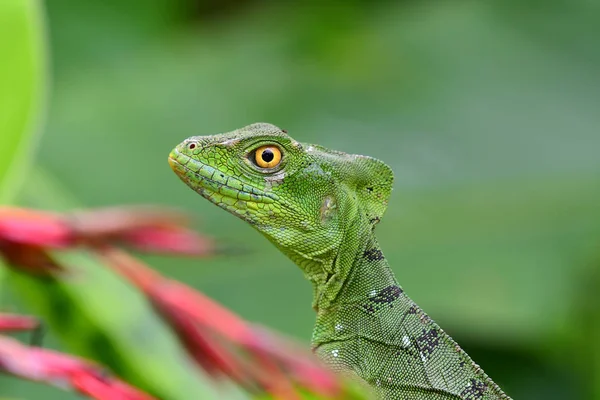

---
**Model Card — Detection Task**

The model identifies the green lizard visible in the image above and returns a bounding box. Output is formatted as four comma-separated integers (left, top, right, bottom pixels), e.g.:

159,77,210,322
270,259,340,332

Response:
168,123,510,399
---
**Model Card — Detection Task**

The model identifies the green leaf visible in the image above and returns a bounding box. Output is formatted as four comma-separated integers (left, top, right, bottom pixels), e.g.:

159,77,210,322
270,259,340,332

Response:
0,0,46,204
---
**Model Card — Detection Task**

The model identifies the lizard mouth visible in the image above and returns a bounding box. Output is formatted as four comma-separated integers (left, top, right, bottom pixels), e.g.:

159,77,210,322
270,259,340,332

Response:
168,149,277,208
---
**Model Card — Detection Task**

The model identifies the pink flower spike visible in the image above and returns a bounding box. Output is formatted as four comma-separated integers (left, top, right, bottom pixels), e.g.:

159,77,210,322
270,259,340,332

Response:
250,328,341,396
122,225,215,256
0,242,66,276
0,206,216,267
71,370,128,400
151,297,250,381
72,369,156,400
159,286,341,396
0,336,156,400
108,379,159,400
0,313,39,333
92,247,254,379
93,246,342,398
0,207,72,248
65,206,215,256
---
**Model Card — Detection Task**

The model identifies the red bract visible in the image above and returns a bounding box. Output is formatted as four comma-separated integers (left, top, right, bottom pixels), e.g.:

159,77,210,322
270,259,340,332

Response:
0,206,215,275
0,208,71,248
0,206,352,399
0,313,39,333
94,245,342,399
68,206,215,256
0,335,156,400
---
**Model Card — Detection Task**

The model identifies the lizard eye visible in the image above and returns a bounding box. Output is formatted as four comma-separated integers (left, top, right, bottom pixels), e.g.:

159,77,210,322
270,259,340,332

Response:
254,145,282,169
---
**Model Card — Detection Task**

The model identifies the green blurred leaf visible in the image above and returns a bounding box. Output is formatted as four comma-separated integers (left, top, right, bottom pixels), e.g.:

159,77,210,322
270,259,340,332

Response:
0,0,45,204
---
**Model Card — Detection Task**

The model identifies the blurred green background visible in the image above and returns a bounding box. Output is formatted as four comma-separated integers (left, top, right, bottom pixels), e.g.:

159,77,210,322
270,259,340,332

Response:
2,0,600,399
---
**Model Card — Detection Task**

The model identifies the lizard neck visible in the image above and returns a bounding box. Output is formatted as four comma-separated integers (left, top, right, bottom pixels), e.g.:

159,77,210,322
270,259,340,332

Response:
308,221,405,346
300,205,400,314
317,233,399,313
275,192,399,313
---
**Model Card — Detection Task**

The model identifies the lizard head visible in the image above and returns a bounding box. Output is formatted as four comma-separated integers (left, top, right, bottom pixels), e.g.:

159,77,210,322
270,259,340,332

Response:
169,123,393,264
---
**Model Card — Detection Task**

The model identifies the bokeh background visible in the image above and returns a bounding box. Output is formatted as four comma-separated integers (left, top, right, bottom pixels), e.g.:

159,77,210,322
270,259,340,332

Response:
2,0,600,398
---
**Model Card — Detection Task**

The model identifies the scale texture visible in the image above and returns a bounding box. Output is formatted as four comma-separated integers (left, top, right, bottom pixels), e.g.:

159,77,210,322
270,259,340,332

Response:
169,123,511,399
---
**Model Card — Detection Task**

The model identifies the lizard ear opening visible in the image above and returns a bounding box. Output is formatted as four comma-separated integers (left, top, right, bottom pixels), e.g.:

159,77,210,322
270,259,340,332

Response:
348,154,394,226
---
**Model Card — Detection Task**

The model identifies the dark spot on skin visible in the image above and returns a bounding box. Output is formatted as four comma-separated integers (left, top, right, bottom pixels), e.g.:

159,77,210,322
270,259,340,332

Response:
369,285,403,304
220,174,225,178
419,313,431,325
460,379,487,399
366,187,373,192
459,361,466,368
369,216,381,225
363,248,384,261
362,304,376,314
395,340,421,361
281,129,288,133
416,329,441,357
408,306,418,314
361,285,403,314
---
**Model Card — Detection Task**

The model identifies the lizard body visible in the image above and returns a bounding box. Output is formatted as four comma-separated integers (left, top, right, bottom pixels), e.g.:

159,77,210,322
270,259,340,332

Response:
169,123,510,399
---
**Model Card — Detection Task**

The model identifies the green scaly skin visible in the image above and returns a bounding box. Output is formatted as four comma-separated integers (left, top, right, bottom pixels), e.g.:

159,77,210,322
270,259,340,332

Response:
169,123,511,400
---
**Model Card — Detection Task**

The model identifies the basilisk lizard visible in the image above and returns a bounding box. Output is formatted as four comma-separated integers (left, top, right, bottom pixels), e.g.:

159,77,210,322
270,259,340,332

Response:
169,123,510,399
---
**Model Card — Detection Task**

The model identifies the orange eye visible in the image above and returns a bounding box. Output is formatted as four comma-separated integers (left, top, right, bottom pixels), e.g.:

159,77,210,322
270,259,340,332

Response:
254,145,282,168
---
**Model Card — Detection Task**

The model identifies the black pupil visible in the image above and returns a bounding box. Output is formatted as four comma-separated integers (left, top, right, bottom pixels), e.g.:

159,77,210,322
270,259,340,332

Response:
261,149,274,163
